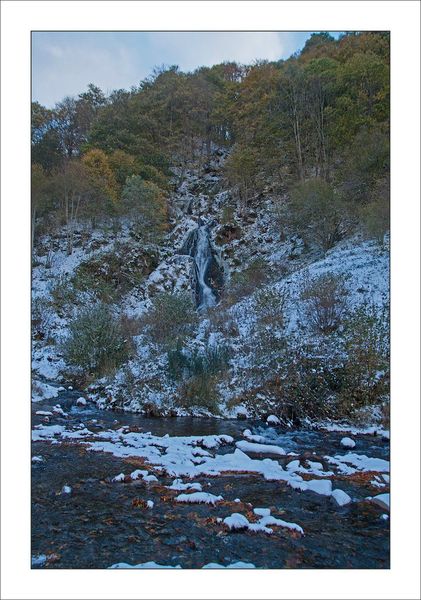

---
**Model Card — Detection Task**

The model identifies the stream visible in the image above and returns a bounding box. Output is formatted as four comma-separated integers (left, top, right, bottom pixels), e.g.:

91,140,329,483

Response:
32,387,390,569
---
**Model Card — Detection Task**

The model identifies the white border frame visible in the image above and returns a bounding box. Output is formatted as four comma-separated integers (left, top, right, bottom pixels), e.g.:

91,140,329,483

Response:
1,2,420,599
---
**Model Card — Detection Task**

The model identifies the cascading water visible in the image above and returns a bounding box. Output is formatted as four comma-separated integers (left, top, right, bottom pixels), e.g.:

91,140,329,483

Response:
194,226,217,310
180,224,220,310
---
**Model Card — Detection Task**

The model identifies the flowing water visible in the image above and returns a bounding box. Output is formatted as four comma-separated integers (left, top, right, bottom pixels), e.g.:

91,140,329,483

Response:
180,224,219,309
32,388,390,569
194,226,217,310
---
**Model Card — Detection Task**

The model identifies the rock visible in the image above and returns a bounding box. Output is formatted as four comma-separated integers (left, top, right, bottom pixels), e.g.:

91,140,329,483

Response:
266,415,280,425
223,513,249,531
76,397,87,406
143,403,163,418
340,437,356,449
331,489,352,507
371,493,390,512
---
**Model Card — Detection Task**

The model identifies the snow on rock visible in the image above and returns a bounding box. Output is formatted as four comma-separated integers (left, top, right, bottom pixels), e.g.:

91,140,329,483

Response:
223,513,250,530
175,492,223,505
326,453,389,474
32,456,44,463
110,561,182,569
242,429,266,444
32,554,47,567
371,475,386,488
266,415,280,425
371,493,390,512
130,469,148,480
76,397,87,406
331,489,352,507
202,562,256,569
223,512,304,535
317,421,389,438
259,515,304,535
146,500,154,509
253,508,271,517
52,405,68,417
32,381,59,403
340,437,356,449
167,479,202,492
61,485,72,494
35,411,53,416
112,473,125,482
290,478,333,496
235,440,285,456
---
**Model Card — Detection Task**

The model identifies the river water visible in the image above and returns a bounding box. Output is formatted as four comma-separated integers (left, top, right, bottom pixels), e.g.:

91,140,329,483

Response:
32,388,390,569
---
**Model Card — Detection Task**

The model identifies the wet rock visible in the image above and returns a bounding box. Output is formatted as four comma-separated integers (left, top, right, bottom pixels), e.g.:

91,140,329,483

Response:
143,403,163,418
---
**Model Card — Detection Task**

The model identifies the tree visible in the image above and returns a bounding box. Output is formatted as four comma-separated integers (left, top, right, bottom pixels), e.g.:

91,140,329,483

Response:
289,178,350,251
121,176,168,242
224,144,260,214
31,164,49,252
49,160,91,255
54,96,83,158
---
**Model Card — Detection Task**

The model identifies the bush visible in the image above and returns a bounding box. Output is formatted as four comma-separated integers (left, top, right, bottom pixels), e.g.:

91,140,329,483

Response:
359,177,390,242
254,286,288,329
63,304,131,376
289,178,350,251
49,275,77,313
143,292,198,350
73,245,159,302
167,343,230,382
300,273,348,334
338,303,389,412
178,373,219,413
226,258,268,303
32,297,54,341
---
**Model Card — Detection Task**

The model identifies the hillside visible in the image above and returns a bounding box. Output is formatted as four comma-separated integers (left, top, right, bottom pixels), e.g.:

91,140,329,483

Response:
31,31,390,428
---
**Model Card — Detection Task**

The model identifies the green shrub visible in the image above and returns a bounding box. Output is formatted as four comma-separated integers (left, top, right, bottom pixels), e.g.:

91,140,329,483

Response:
178,373,219,413
167,343,230,381
62,304,131,376
143,291,198,350
338,303,389,412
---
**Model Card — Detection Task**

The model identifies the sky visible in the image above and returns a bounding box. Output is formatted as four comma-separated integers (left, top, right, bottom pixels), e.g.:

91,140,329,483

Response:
32,31,341,107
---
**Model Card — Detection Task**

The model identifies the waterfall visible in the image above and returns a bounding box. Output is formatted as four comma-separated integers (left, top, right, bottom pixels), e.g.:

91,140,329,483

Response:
195,226,217,310
180,225,218,310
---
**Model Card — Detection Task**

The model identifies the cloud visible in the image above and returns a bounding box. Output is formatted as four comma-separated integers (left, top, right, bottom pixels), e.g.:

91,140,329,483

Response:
145,32,285,70
32,31,318,106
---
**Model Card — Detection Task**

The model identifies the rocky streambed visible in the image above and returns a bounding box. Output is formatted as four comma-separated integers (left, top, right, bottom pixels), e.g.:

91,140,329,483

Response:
32,387,390,569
